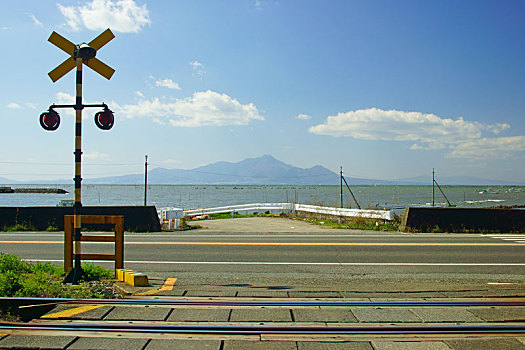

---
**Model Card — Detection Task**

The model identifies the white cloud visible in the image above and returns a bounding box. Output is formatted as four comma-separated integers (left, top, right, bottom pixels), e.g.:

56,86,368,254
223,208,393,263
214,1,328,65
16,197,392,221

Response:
7,103,21,109
113,90,264,127
152,118,166,125
255,0,264,10
450,136,525,160
29,13,43,27
309,107,523,159
135,90,145,98
25,102,38,109
155,78,181,90
54,92,94,118
189,60,205,76
84,152,110,160
57,0,150,33
296,113,311,120
55,92,75,105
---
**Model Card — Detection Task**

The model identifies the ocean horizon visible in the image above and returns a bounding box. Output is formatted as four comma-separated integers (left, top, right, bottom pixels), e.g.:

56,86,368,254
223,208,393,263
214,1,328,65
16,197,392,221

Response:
0,184,523,213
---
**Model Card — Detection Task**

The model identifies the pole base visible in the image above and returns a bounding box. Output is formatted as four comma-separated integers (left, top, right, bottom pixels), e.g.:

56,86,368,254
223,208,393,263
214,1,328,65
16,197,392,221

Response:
63,266,91,285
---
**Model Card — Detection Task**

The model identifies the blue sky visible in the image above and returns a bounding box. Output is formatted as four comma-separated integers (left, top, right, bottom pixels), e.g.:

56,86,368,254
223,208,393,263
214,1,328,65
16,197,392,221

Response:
1,0,524,182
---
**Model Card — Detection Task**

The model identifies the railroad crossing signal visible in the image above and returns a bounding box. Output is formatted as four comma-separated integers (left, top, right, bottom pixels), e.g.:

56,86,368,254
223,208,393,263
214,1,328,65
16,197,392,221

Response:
48,28,115,82
41,29,117,284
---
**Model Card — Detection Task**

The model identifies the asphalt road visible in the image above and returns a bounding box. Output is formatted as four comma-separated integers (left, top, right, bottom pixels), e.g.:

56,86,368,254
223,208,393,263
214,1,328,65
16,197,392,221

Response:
1,217,524,292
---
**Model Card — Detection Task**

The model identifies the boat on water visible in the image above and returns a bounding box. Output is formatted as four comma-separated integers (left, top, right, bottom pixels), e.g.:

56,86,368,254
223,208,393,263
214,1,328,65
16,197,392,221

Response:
479,188,500,194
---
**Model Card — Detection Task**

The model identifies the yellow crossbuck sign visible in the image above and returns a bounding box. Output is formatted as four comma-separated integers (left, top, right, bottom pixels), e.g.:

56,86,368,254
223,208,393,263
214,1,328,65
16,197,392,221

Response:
48,29,115,82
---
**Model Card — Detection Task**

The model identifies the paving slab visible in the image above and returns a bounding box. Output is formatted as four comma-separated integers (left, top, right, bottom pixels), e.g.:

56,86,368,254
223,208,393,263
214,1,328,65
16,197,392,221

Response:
0,335,76,349
103,306,172,321
184,290,237,297
343,292,444,299
230,308,292,322
167,308,230,322
488,289,525,297
43,304,113,320
298,341,373,349
410,307,483,323
145,339,222,350
442,290,496,298
237,290,290,298
67,337,148,350
288,291,342,298
372,341,450,350
151,290,186,297
468,307,525,322
223,340,297,349
352,308,421,323
445,338,525,350
293,308,358,323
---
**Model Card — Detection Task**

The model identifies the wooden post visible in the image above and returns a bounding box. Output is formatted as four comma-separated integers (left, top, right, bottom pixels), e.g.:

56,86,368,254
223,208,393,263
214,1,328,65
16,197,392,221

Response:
64,215,124,276
64,217,73,273
115,217,124,270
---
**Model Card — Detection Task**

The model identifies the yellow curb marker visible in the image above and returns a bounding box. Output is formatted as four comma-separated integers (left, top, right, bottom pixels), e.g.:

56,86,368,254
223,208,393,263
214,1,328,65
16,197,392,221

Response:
117,268,149,287
134,277,177,296
160,277,177,291
41,305,105,319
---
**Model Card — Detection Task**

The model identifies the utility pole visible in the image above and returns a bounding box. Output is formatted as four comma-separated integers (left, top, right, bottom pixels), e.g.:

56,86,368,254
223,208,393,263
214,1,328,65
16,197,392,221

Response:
432,168,435,207
340,166,343,208
144,155,148,206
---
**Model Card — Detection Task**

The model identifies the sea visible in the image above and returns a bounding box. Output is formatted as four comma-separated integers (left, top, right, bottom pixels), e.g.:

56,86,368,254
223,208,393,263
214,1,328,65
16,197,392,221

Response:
0,184,524,214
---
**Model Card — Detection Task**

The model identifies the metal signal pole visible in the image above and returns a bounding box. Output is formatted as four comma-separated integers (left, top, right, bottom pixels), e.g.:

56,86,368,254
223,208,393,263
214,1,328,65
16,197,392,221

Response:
65,57,88,283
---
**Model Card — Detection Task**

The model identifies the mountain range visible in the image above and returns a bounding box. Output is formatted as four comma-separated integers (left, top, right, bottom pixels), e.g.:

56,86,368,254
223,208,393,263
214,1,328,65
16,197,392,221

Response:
1,155,523,185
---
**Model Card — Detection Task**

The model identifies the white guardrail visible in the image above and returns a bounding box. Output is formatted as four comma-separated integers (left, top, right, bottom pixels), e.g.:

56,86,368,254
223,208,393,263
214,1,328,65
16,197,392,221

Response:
294,203,394,221
159,203,394,221
183,203,294,217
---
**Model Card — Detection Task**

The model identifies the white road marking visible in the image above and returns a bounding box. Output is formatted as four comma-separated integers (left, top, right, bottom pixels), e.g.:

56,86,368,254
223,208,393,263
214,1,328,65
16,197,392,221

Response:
487,235,525,244
25,259,525,266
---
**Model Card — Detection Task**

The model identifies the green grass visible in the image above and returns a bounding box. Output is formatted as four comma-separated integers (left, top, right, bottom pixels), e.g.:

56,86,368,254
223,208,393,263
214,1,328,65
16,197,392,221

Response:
209,212,270,220
0,253,113,299
3,223,37,232
298,216,399,231
0,253,118,321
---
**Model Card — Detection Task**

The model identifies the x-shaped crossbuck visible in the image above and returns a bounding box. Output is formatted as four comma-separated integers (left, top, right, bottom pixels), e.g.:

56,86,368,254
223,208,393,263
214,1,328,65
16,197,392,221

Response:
48,28,115,82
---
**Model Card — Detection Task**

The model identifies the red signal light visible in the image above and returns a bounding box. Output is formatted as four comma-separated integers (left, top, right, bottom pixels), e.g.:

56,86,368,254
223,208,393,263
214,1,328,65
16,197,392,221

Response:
39,110,60,131
94,109,114,130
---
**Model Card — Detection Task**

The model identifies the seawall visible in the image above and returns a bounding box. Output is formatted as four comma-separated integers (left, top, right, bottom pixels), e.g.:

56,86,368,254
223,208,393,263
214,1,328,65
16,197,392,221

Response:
401,207,525,232
0,206,161,232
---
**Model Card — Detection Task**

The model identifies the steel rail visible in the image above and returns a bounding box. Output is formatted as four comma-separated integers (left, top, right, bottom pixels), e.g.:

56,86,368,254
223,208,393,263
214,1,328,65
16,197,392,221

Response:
0,322,524,335
2,297,525,308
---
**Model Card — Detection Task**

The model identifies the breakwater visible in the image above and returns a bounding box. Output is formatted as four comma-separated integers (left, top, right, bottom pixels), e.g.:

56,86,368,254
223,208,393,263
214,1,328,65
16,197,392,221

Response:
0,187,67,194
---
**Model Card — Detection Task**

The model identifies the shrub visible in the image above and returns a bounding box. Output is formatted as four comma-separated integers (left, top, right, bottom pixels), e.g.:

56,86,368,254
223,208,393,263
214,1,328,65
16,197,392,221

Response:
81,263,113,281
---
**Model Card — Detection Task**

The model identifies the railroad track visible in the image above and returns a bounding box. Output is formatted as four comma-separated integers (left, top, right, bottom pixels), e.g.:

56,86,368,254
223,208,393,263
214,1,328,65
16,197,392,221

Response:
1,297,525,346
3,297,525,307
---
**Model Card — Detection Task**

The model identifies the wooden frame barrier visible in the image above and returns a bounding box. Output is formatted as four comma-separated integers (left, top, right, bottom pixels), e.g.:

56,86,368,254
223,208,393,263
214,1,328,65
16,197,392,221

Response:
64,215,124,274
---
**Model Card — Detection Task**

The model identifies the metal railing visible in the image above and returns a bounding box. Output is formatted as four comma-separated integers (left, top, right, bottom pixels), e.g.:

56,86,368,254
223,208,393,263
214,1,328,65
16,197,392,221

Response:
173,203,394,221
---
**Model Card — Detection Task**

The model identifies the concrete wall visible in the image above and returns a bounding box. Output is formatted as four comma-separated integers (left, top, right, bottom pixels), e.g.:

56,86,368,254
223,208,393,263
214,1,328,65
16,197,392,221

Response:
0,206,161,232
401,207,525,233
